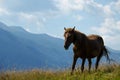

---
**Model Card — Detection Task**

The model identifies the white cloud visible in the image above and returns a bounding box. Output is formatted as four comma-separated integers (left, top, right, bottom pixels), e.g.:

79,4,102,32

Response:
103,5,113,17
86,0,115,17
0,8,10,15
92,18,120,35
53,0,101,13
18,12,46,33
53,0,115,17
112,0,120,13
88,0,120,49
92,18,120,49
116,21,120,30
73,15,83,21
53,0,85,14
19,12,37,22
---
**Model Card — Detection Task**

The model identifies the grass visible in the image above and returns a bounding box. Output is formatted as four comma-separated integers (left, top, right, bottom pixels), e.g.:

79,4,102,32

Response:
0,64,120,80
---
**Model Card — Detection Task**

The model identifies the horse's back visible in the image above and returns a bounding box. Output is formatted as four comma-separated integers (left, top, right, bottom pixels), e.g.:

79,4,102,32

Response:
88,34,104,45
86,34,104,58
88,34,101,40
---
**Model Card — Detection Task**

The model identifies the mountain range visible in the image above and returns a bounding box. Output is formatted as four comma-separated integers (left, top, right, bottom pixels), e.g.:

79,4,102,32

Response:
0,22,73,70
0,22,119,70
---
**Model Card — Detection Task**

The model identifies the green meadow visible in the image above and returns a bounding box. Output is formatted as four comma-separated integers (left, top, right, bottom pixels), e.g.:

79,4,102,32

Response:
0,64,120,80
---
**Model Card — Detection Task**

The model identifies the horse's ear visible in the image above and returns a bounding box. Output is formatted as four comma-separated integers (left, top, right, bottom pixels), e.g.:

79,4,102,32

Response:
64,27,66,30
72,26,75,31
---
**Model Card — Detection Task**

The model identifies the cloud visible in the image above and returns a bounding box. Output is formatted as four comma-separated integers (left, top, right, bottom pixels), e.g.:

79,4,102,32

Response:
92,18,119,34
19,13,37,22
111,0,120,13
85,0,115,17
0,0,55,12
53,0,115,19
0,0,53,33
17,12,47,33
103,5,113,17
91,18,120,49
0,8,10,15
88,0,120,49
53,0,103,14
81,0,120,49
0,0,65,33
53,0,85,14
73,15,83,21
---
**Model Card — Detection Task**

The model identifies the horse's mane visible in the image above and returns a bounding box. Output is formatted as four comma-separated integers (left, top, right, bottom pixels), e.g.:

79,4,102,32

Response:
74,30,87,39
74,30,100,40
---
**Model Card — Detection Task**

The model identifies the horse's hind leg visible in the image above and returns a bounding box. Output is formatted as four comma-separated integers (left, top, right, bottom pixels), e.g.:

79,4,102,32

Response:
87,58,92,72
95,56,100,70
95,51,102,70
71,56,78,75
81,58,86,72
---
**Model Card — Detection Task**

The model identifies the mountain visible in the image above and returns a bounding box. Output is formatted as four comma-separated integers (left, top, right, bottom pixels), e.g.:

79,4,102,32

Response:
0,22,73,70
106,47,120,63
0,22,119,70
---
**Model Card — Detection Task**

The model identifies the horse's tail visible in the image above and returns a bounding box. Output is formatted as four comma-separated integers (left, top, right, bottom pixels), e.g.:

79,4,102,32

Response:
103,46,110,63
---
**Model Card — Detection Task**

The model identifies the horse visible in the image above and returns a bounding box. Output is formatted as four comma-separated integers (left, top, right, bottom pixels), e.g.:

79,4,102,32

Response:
63,27,110,74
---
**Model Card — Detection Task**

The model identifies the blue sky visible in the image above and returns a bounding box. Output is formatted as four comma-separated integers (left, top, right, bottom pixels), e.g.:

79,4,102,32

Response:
0,0,120,50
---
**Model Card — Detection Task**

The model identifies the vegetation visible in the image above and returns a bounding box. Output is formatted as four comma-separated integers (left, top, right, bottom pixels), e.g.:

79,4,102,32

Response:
0,64,120,80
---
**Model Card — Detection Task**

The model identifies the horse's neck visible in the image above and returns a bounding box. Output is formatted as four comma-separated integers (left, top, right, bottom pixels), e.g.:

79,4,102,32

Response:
73,31,88,47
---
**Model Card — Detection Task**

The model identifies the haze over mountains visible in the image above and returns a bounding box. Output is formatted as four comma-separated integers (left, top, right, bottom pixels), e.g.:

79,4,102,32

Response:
0,22,73,70
0,22,120,70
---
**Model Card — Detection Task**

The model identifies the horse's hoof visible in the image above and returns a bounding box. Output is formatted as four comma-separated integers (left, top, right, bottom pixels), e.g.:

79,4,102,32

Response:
70,72,73,75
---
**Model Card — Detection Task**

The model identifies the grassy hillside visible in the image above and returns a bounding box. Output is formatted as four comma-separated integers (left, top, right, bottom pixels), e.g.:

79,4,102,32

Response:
0,64,120,80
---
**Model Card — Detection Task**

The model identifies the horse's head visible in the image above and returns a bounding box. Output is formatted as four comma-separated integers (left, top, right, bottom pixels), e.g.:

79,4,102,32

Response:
64,27,75,50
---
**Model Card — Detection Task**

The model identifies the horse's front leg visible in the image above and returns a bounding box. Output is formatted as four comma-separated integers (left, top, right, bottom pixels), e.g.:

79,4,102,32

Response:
87,58,92,72
81,58,86,72
71,56,78,75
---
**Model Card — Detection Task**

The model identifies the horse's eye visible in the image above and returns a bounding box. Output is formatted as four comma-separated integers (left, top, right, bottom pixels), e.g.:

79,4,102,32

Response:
68,33,72,37
68,34,71,37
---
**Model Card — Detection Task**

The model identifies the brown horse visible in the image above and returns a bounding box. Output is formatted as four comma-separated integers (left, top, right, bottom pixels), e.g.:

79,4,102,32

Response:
64,27,110,74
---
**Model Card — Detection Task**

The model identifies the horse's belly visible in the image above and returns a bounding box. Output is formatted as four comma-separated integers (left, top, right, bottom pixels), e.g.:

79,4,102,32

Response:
89,51,100,58
74,48,100,58
75,51,86,58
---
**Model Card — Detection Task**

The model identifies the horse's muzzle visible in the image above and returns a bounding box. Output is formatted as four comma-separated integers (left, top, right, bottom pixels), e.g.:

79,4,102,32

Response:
64,45,68,50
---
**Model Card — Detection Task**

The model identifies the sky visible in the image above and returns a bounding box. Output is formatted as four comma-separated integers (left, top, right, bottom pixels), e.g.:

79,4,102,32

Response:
0,0,120,50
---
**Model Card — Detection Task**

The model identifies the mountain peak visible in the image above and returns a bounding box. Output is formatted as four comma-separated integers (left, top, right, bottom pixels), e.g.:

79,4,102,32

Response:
9,26,27,33
0,21,8,29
